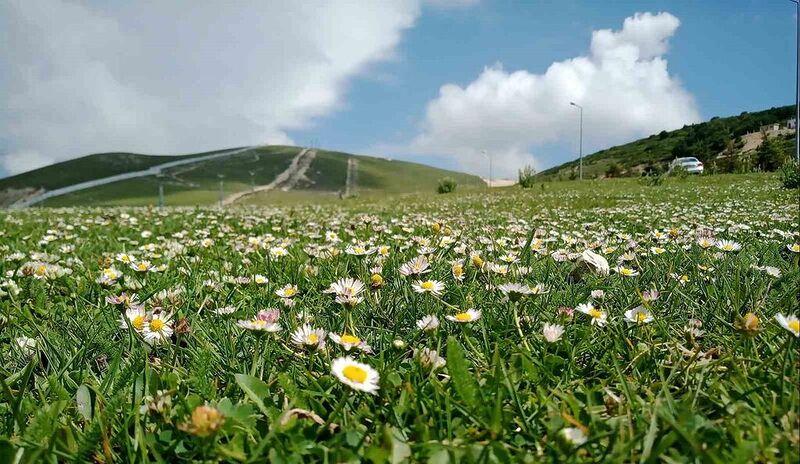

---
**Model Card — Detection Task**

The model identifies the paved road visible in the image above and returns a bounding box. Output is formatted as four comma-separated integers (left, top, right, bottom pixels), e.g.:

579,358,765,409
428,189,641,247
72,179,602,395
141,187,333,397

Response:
221,148,317,205
10,147,255,208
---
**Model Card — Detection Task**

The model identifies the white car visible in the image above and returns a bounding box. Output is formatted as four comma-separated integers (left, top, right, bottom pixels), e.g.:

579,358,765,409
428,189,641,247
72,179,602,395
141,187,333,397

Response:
670,157,704,174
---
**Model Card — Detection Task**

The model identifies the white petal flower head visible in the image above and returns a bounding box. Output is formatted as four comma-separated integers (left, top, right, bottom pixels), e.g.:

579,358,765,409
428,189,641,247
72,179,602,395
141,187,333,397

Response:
576,303,608,327
417,348,446,370
331,357,380,394
542,323,565,343
624,306,653,324
716,240,741,252
275,284,298,298
120,306,147,332
446,309,482,323
291,324,327,349
560,427,588,446
143,313,174,345
416,314,440,332
775,314,800,337
329,333,372,353
412,279,445,295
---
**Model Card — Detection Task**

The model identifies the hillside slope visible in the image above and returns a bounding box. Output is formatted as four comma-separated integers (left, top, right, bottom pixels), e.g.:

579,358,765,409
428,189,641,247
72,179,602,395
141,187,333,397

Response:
538,105,796,179
1,145,483,207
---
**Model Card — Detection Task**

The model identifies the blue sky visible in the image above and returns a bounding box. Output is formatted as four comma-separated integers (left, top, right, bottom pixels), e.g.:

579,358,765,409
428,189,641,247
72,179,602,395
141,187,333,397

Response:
291,0,796,174
0,0,796,178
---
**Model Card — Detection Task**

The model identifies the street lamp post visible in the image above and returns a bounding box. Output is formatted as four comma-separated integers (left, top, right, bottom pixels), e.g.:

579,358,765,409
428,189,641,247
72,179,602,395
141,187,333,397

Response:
793,0,800,162
570,102,583,180
481,149,492,188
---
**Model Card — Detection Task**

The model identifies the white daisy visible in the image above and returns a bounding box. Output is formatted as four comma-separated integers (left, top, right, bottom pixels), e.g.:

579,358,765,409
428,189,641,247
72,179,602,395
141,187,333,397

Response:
775,313,800,337
143,313,174,344
576,303,608,327
412,279,445,295
331,357,379,394
416,314,440,332
290,324,326,349
446,308,482,323
624,306,653,324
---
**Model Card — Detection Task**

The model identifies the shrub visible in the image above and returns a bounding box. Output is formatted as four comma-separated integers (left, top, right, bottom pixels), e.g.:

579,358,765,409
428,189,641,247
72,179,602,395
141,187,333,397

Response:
641,162,664,177
780,160,800,189
605,162,622,178
518,165,537,188
437,177,457,194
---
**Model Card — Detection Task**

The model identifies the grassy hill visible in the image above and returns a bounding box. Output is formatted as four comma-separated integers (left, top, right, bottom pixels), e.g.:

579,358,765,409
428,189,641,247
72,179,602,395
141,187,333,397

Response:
538,105,796,180
0,148,242,192
1,145,483,207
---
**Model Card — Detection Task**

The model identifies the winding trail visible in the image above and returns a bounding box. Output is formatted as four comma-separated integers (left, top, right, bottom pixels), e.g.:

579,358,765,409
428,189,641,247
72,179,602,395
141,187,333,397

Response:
10,146,255,208
221,148,317,205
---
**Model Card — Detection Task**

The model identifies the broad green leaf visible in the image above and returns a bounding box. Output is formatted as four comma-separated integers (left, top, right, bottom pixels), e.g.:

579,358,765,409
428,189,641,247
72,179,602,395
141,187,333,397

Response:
446,336,481,410
234,374,270,416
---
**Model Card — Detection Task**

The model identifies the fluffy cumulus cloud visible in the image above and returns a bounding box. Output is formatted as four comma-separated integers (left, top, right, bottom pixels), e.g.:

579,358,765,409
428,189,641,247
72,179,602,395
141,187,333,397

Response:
411,12,701,176
0,0,420,174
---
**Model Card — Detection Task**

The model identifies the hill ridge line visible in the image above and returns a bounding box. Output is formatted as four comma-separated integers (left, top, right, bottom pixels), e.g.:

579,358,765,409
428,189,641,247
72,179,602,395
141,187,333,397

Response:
9,146,256,208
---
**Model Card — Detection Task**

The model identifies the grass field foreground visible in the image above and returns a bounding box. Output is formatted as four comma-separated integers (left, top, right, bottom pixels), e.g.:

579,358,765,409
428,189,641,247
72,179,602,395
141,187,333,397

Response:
0,174,798,462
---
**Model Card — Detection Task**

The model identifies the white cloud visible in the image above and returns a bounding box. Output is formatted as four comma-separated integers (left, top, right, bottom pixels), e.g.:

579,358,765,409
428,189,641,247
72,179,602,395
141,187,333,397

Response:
410,11,700,176
0,0,419,174
423,0,480,9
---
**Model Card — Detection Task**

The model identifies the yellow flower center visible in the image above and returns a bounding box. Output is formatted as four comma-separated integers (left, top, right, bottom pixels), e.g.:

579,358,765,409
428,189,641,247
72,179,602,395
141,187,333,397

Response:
138,263,148,271
589,309,603,319
455,313,472,321
637,312,648,322
355,247,364,253
791,244,800,252
340,334,361,345
150,319,165,332
284,287,296,296
307,334,319,344
132,315,145,330
342,365,367,383
35,265,47,276
421,281,434,290
789,320,800,333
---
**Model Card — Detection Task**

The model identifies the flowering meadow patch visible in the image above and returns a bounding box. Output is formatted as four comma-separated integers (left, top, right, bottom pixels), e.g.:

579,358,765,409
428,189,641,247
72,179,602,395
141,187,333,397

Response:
0,176,798,462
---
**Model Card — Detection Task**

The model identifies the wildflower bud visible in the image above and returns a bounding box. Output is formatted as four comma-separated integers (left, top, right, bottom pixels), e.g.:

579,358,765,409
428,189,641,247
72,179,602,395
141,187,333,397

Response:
443,226,452,236
179,405,225,437
737,312,761,336
392,339,405,349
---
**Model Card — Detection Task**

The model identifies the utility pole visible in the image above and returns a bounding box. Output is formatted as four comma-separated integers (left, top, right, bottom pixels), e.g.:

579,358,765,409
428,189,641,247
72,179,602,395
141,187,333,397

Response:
570,102,584,180
218,174,225,207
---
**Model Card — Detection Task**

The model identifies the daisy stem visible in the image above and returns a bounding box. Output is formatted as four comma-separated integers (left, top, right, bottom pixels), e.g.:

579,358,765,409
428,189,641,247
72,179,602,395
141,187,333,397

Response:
250,335,261,377
512,303,531,352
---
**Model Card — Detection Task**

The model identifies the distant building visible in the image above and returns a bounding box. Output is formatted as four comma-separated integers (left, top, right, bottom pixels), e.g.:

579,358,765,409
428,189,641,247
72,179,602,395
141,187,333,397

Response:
759,119,796,134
